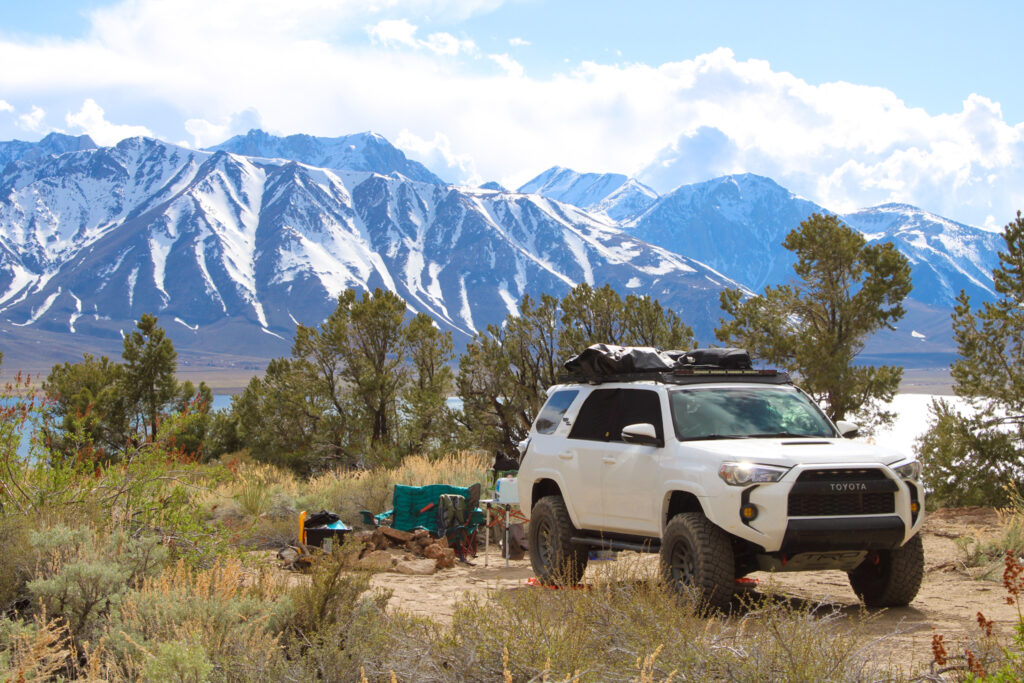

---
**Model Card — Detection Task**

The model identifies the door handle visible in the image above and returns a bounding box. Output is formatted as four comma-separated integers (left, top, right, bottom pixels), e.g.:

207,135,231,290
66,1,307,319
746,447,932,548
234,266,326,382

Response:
558,452,574,460
602,457,616,464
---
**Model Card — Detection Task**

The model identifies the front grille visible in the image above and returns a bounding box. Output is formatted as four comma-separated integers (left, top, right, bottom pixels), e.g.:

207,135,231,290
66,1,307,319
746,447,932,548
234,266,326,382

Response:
788,492,895,516
788,468,896,517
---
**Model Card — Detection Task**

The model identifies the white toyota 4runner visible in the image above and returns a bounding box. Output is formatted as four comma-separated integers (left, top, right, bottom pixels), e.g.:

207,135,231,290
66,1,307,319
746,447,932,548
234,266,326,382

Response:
517,347,925,611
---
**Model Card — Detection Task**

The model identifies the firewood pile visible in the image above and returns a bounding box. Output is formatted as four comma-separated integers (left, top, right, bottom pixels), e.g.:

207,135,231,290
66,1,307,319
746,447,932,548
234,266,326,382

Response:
278,526,458,575
350,527,458,573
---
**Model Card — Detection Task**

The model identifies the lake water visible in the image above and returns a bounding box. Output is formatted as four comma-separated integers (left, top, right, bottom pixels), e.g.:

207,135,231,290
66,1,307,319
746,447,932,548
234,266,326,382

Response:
10,393,952,460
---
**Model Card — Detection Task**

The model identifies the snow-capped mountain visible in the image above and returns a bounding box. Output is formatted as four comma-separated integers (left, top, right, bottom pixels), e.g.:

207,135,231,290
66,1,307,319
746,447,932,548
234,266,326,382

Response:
518,167,659,221
207,129,445,185
0,132,97,169
0,136,741,360
625,174,824,293
0,130,1006,369
842,203,1001,308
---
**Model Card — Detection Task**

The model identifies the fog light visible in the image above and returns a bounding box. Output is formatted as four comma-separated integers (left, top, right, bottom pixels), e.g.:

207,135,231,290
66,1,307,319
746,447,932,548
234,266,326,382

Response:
910,501,920,515
741,504,758,521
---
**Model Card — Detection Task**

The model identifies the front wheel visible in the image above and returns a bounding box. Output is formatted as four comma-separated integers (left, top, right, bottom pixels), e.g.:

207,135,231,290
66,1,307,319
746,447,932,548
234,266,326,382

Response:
660,512,734,612
847,534,924,607
528,496,588,585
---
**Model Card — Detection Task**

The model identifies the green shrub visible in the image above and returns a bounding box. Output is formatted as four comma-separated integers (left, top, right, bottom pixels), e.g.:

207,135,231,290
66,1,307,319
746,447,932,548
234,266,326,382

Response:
140,638,214,683
0,515,33,613
917,398,1020,508
26,525,167,642
101,559,290,682
367,559,897,682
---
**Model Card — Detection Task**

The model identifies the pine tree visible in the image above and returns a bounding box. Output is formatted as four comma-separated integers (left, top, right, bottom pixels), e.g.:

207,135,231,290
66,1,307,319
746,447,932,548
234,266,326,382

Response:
918,211,1024,505
121,314,180,442
716,213,912,430
458,285,694,454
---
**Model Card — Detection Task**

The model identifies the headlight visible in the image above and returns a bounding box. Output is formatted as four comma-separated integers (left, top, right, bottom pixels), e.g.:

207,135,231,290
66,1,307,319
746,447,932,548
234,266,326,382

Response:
719,462,789,486
893,460,921,480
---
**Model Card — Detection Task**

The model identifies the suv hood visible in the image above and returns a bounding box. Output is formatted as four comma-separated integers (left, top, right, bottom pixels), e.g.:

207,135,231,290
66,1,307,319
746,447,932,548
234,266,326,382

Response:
681,437,907,467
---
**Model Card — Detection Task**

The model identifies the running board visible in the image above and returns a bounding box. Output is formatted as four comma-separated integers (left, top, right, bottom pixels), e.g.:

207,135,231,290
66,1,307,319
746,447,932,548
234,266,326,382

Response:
571,536,660,553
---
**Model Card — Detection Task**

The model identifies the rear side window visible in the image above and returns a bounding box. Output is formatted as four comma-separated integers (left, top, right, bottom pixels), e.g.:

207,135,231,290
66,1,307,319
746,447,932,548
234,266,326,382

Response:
568,388,663,442
534,390,579,434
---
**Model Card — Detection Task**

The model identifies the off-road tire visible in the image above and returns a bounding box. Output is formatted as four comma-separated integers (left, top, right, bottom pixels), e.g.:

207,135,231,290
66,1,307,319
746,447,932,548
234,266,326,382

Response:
529,495,589,585
847,534,924,607
660,512,735,612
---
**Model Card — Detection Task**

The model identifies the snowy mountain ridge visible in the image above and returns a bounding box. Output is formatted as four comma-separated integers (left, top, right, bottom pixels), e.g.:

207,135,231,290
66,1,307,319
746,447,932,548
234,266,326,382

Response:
207,129,445,185
0,130,1005,366
0,134,740,359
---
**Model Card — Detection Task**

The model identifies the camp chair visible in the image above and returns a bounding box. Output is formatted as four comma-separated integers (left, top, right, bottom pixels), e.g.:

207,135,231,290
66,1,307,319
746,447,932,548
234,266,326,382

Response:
359,483,485,560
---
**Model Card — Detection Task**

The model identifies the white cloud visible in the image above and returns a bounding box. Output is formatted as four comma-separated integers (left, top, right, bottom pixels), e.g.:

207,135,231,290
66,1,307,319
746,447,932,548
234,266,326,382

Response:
423,32,476,56
367,19,420,48
0,100,13,113
508,37,529,47
17,106,46,132
65,99,153,145
184,107,263,148
396,129,479,184
367,19,475,55
0,4,1019,227
488,53,523,78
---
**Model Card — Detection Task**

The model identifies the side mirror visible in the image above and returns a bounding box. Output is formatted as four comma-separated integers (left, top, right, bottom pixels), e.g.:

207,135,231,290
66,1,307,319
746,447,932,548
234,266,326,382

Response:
621,423,663,447
835,421,860,439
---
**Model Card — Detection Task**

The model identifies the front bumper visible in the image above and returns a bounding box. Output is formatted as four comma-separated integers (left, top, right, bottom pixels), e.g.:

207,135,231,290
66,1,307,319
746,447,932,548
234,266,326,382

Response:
707,461,924,553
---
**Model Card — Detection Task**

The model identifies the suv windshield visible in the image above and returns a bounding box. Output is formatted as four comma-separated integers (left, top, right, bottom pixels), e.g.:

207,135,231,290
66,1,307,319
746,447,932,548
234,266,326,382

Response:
670,385,836,441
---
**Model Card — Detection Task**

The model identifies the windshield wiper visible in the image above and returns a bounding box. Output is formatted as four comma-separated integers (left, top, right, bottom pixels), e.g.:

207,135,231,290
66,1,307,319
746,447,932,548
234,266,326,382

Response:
747,432,820,439
683,434,750,441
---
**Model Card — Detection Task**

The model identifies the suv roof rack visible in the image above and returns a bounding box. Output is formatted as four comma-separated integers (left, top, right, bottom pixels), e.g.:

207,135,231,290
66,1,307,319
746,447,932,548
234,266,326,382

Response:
556,368,792,386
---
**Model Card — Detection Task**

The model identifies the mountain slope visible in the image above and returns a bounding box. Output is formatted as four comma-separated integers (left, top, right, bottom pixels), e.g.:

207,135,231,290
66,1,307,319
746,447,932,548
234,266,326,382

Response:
0,138,743,356
0,132,97,169
625,174,824,292
842,203,1000,308
208,129,445,185
518,166,658,221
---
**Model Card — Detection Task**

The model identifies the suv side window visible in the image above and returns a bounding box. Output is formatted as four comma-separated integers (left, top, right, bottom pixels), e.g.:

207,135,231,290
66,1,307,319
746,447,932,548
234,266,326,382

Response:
568,388,664,442
534,390,579,434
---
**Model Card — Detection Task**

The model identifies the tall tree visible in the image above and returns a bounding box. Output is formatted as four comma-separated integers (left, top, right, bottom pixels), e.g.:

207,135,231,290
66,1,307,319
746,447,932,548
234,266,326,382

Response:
236,288,458,471
918,211,1024,505
42,354,128,458
43,315,211,461
717,213,912,430
458,285,694,454
458,293,562,455
558,284,625,356
622,293,695,350
343,289,409,447
122,314,181,442
402,314,456,455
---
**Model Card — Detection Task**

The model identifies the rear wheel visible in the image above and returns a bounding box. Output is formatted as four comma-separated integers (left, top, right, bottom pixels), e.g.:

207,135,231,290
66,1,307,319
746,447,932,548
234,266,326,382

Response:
660,512,734,612
529,496,588,585
847,534,924,607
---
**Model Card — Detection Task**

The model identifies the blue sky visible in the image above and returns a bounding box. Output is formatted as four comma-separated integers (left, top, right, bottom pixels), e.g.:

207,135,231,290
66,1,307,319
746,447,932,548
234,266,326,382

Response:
0,0,1021,227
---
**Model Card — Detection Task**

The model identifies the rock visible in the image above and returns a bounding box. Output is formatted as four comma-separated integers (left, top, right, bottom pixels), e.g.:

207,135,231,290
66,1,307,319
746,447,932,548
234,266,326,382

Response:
357,550,395,572
412,529,430,540
381,527,415,544
395,559,437,576
435,548,456,570
423,543,445,560
371,528,386,548
436,536,449,549
351,530,375,546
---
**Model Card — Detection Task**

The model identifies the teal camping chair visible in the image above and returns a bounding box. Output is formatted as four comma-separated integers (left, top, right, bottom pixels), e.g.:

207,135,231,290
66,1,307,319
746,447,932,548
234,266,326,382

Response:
360,483,484,560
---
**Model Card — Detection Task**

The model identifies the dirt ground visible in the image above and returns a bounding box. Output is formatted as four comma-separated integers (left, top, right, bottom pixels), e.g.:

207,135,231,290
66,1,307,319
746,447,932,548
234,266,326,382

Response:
361,508,1016,672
